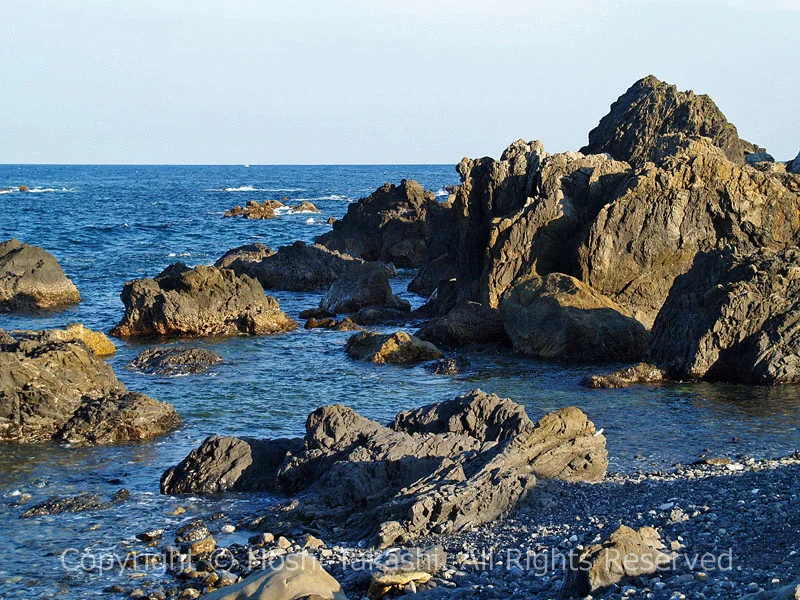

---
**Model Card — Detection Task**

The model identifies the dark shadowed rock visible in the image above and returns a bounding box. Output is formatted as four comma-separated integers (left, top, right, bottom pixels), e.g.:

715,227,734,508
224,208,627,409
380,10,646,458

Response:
224,199,285,219
581,75,760,166
320,263,410,314
501,273,649,362
416,302,507,348
20,489,129,518
299,307,335,320
0,331,178,444
424,355,470,375
161,435,303,494
130,346,224,375
791,151,800,174
0,238,81,311
562,525,672,598
407,198,458,297
345,331,443,364
316,179,439,268
648,248,800,384
224,241,368,292
348,306,412,326
214,243,274,269
582,363,666,389
111,263,297,337
746,151,775,165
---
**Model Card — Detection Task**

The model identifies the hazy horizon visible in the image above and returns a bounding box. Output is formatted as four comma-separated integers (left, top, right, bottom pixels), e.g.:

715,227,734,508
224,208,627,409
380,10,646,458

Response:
3,0,798,165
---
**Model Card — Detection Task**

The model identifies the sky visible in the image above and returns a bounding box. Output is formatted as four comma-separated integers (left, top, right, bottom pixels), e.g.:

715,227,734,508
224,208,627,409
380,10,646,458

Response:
2,0,798,164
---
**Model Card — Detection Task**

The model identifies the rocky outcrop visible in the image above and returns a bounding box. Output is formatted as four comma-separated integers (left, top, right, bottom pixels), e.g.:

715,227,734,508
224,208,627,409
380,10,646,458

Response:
582,363,666,389
320,263,409,314
130,347,224,375
203,554,347,600
415,302,507,347
164,390,607,549
577,135,800,326
581,75,760,166
0,330,179,444
562,525,672,597
214,243,274,269
111,263,297,337
480,151,632,308
790,151,800,174
345,331,443,364
316,180,439,268
161,436,303,494
0,239,81,311
500,274,648,362
224,241,370,292
224,199,285,219
648,248,800,384
292,201,320,213
49,323,116,356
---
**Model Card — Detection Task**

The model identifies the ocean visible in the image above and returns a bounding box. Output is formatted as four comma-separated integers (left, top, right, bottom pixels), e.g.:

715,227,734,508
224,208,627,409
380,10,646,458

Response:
1,164,799,598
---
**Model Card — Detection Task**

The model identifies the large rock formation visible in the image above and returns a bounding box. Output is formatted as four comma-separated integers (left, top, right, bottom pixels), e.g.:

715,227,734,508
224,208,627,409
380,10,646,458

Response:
0,239,81,311
648,248,800,384
316,179,439,268
577,135,800,326
345,331,443,364
223,241,373,292
203,554,347,600
111,263,297,337
162,390,607,549
581,75,760,166
415,302,508,347
320,263,410,314
407,197,458,297
0,330,179,444
500,273,648,362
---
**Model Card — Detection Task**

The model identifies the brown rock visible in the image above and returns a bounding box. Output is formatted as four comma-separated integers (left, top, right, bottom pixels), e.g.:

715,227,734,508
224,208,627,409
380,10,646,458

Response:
214,243,274,269
345,331,443,364
582,363,666,389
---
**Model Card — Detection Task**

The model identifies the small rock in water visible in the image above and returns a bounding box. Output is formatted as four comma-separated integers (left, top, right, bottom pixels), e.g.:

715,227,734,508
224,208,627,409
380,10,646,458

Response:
220,524,236,534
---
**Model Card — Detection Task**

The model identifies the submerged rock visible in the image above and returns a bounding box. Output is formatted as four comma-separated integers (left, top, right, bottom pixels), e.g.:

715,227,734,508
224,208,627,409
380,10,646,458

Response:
164,390,607,549
20,489,129,518
416,302,507,348
581,74,760,166
0,330,179,444
316,179,439,268
320,263,409,314
649,248,800,384
345,331,443,364
0,238,81,311
424,355,470,375
214,243,274,269
111,263,297,337
130,346,224,375
202,553,347,600
500,273,648,362
347,306,411,326
582,363,666,389
562,525,672,597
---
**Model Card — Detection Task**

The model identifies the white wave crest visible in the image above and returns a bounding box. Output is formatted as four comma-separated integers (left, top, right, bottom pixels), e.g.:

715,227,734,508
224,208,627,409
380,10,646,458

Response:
207,186,305,193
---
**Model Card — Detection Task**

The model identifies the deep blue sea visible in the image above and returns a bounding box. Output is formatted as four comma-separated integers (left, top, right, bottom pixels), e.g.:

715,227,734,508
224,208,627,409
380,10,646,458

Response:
1,165,799,598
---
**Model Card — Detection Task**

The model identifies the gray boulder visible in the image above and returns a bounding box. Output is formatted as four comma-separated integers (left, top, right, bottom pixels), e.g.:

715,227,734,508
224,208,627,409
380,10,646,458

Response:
0,330,179,444
0,239,81,311
581,74,759,166
129,346,224,375
111,263,297,337
316,179,439,268
562,525,672,597
648,248,800,384
320,263,409,314
345,331,443,364
500,273,648,362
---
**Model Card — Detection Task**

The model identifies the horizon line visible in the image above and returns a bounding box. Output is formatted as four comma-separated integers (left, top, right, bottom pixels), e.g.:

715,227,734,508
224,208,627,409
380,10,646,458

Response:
0,162,457,167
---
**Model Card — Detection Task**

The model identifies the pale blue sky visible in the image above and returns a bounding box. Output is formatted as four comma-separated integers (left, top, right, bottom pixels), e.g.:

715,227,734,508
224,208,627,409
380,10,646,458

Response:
2,0,798,164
